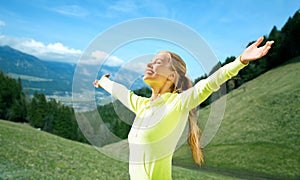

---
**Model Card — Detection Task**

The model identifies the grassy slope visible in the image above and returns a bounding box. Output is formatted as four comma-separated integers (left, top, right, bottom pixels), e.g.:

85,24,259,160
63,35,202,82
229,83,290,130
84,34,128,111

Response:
0,120,236,179
173,57,300,179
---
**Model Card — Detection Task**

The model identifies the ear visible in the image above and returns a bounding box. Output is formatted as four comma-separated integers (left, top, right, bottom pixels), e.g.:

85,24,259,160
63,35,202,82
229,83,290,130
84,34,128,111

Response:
167,72,177,83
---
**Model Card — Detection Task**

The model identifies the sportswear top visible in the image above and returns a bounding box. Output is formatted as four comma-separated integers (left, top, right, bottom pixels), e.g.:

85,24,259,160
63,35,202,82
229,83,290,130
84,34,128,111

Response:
99,57,247,180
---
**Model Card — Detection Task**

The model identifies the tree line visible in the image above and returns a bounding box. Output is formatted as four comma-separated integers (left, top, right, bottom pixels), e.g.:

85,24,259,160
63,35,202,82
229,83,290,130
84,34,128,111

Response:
0,10,299,144
0,72,87,143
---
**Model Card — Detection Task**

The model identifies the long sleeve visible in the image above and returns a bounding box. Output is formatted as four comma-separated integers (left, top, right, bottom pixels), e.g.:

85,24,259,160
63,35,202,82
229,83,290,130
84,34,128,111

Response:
206,56,248,91
179,56,248,110
98,76,145,113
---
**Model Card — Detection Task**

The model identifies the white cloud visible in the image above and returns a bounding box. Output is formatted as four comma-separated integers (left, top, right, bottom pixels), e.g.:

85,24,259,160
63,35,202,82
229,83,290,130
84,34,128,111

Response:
47,42,81,54
51,5,89,17
0,36,82,63
109,1,138,13
124,61,146,73
80,50,124,67
0,20,5,27
0,35,125,66
105,1,171,18
121,58,148,74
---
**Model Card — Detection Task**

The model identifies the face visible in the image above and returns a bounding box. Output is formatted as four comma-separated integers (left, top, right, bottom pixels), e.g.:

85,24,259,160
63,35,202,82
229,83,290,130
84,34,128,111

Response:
143,52,175,87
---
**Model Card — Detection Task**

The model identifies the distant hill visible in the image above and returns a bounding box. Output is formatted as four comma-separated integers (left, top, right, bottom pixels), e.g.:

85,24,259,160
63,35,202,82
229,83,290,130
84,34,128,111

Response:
0,46,147,104
0,46,53,78
0,45,76,95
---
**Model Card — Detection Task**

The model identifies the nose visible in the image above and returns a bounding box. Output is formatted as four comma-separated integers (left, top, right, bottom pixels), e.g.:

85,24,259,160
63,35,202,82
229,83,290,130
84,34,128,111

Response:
146,61,153,68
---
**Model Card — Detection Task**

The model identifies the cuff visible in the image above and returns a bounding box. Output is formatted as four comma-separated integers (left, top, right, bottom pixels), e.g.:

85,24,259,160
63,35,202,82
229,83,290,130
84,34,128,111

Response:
98,76,114,94
232,55,249,70
238,55,249,66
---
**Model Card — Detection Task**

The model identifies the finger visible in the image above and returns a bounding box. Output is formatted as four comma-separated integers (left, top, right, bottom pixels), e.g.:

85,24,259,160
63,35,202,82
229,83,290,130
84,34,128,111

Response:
93,82,97,87
93,80,98,86
261,40,274,50
262,46,271,56
266,40,275,46
254,36,264,47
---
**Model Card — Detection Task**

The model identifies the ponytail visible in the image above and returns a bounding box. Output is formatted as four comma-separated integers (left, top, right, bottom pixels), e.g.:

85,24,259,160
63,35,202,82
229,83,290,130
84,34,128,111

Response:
188,108,204,166
175,75,204,166
164,50,204,166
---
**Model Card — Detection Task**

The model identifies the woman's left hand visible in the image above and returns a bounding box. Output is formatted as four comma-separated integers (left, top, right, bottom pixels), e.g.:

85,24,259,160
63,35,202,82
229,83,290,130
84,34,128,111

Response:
240,36,274,64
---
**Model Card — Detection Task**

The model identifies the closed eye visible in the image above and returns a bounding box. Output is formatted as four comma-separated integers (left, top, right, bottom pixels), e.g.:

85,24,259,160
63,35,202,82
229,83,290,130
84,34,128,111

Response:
155,59,163,64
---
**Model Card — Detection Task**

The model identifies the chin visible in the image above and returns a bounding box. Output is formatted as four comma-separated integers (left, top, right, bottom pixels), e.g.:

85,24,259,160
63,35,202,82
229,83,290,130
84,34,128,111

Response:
143,74,153,81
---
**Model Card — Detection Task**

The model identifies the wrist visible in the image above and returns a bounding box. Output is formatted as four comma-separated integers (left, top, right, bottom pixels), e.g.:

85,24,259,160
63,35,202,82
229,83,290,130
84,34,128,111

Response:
97,81,102,88
239,55,249,65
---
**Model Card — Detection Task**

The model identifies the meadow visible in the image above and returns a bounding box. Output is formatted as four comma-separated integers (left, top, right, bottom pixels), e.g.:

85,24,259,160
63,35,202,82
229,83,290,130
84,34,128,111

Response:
0,120,235,179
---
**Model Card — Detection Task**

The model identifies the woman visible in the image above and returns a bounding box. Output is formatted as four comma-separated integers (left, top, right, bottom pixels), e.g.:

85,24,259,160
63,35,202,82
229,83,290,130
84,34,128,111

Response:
93,36,274,180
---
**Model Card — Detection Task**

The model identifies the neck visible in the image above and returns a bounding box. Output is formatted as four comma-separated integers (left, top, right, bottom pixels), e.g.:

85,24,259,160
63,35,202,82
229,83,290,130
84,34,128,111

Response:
150,81,172,101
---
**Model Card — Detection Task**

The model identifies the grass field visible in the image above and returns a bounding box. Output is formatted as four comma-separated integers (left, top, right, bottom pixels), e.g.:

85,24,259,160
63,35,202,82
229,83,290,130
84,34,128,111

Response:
1,57,299,179
0,120,238,179
173,57,300,179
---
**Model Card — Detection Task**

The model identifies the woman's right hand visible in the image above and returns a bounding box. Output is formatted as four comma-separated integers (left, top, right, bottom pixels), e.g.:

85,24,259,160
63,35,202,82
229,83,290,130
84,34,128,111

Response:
93,74,110,88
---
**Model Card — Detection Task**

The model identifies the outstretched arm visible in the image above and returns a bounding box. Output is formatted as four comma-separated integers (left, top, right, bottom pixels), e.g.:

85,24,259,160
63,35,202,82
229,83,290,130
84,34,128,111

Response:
208,36,274,90
179,36,274,110
93,74,145,113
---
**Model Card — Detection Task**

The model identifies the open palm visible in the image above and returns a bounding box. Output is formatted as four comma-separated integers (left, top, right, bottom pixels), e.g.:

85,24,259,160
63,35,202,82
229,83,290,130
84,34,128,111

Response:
241,36,274,62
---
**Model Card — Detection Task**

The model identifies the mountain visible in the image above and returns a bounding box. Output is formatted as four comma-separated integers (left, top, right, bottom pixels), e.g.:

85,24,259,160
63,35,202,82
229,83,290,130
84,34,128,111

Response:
0,45,75,95
0,46,148,104
0,45,53,78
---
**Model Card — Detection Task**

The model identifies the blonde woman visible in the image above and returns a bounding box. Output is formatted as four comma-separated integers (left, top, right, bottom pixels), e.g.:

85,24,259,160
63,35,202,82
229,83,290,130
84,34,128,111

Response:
93,36,274,180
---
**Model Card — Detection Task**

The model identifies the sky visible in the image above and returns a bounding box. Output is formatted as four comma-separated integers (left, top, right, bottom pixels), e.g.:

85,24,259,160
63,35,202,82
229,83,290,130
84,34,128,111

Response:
0,0,299,79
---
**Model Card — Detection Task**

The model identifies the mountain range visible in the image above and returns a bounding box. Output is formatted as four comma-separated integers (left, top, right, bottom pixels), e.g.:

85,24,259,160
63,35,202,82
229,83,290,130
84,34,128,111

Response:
0,45,147,105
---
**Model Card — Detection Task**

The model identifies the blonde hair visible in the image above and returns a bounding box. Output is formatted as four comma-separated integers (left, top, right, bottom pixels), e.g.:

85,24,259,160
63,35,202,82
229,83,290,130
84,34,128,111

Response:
161,51,204,166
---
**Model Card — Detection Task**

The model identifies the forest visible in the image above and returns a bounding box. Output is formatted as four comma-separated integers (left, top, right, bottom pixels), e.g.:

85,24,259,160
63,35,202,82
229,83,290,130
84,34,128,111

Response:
0,10,299,145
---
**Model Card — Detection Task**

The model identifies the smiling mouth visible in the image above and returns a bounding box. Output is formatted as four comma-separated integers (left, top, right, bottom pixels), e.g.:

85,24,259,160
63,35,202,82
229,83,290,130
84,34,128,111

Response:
145,68,154,74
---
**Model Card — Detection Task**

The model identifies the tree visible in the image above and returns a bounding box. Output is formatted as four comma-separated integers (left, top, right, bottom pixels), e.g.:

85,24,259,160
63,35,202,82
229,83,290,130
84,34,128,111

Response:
27,92,47,128
8,78,28,122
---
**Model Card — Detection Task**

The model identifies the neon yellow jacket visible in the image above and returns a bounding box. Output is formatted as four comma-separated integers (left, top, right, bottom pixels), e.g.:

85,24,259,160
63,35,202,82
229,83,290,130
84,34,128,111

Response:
99,57,247,180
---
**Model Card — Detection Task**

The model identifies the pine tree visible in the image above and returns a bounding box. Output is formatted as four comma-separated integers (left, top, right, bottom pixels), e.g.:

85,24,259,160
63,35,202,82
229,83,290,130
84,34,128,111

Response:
27,92,47,128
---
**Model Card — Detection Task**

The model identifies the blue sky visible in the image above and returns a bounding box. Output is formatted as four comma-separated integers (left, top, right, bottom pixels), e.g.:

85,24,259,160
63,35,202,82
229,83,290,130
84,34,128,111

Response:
0,0,299,78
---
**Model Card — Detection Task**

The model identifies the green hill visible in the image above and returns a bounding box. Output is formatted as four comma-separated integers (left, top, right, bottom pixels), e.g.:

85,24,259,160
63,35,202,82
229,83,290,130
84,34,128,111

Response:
173,57,300,179
0,120,237,179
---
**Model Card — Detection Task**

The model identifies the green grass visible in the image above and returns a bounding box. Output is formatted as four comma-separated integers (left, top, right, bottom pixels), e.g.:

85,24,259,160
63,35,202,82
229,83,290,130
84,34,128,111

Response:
0,120,128,179
173,57,300,179
0,120,237,179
